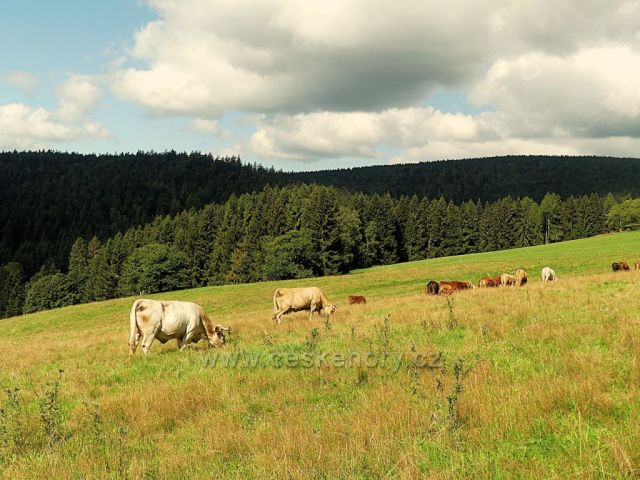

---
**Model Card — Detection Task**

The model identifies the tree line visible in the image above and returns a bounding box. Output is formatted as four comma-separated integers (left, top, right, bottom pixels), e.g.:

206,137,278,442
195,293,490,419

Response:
3,151,640,278
2,183,634,318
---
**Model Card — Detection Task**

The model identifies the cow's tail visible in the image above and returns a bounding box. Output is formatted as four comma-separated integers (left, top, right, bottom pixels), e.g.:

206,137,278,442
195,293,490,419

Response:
129,299,142,354
272,289,279,321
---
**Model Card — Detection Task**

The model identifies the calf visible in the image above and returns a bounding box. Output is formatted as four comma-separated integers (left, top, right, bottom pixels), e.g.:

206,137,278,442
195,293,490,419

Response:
348,295,367,305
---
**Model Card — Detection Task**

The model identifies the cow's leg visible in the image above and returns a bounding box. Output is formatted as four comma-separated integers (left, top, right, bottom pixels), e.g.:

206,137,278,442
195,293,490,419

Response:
308,304,316,321
179,329,197,350
141,325,160,354
275,305,289,323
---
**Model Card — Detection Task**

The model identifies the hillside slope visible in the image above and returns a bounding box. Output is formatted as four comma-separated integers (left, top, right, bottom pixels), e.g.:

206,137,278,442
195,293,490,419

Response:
1,232,640,478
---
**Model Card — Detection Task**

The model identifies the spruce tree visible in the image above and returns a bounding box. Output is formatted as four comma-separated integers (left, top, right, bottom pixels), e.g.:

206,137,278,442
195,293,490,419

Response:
300,186,345,275
0,262,25,318
68,237,90,304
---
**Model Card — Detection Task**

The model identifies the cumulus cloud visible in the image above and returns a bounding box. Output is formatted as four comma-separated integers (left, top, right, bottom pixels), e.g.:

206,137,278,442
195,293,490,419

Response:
55,75,103,122
0,103,108,150
191,118,219,134
0,75,108,150
2,71,39,93
247,107,489,160
108,0,640,163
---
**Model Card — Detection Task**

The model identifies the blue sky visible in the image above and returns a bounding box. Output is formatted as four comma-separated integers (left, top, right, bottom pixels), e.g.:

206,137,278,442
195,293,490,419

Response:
1,1,640,171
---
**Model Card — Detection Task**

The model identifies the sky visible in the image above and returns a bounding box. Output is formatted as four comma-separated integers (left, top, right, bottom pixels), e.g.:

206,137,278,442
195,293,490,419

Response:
1,0,640,171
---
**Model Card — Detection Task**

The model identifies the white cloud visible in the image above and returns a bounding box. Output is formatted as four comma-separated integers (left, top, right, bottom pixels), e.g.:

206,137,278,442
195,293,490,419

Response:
106,0,640,163
470,46,640,139
0,75,108,150
191,118,219,134
55,75,103,122
0,103,108,150
2,71,39,93
247,107,488,160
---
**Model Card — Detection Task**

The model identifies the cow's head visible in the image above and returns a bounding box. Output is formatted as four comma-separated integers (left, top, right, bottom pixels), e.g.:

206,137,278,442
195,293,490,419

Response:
322,304,337,317
209,325,231,347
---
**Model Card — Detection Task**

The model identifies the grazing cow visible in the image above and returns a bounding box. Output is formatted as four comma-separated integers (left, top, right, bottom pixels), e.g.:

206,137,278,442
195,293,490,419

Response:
541,267,558,283
129,299,229,355
620,261,631,271
612,262,620,272
439,281,473,292
500,273,516,286
273,287,336,323
348,295,367,305
636,260,640,270
439,284,454,295
515,269,528,287
425,280,440,295
479,276,501,288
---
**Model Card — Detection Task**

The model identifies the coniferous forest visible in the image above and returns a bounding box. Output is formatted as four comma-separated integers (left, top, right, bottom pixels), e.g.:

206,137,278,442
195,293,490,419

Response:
1,151,640,317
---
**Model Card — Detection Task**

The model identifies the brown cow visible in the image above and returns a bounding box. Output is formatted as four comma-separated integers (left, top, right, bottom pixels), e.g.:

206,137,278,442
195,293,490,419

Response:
479,275,501,288
439,281,473,292
439,284,454,295
620,261,631,271
425,281,440,295
635,260,640,270
348,295,366,305
515,269,528,287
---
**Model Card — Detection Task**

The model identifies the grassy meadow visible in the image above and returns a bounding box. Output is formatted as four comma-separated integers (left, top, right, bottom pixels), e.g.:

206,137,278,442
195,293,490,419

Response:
1,231,640,479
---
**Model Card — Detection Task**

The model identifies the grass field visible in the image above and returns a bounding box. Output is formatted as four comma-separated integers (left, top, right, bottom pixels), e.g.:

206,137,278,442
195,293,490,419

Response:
1,231,640,479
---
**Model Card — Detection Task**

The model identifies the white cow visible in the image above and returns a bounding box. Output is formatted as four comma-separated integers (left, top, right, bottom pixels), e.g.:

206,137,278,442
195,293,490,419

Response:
272,287,336,323
541,267,558,283
129,299,229,354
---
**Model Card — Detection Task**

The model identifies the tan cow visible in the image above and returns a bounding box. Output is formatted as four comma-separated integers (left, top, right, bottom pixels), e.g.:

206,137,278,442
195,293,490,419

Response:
500,273,516,286
272,287,336,323
129,299,229,354
515,269,528,287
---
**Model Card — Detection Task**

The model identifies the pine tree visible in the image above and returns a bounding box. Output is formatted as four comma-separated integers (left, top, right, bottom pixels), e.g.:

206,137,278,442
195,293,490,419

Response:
0,262,25,318
460,200,480,254
402,196,422,261
427,197,447,258
68,237,90,304
540,193,563,243
207,195,243,284
337,206,362,269
227,195,268,283
441,201,464,256
300,186,345,275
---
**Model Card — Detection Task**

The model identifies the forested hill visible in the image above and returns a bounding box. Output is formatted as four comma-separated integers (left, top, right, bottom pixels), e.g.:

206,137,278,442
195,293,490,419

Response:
0,151,286,272
294,156,640,201
2,151,640,273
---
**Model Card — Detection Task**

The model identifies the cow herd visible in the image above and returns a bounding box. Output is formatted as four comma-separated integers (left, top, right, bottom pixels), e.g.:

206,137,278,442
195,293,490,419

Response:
426,267,536,295
611,260,640,271
129,259,638,354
